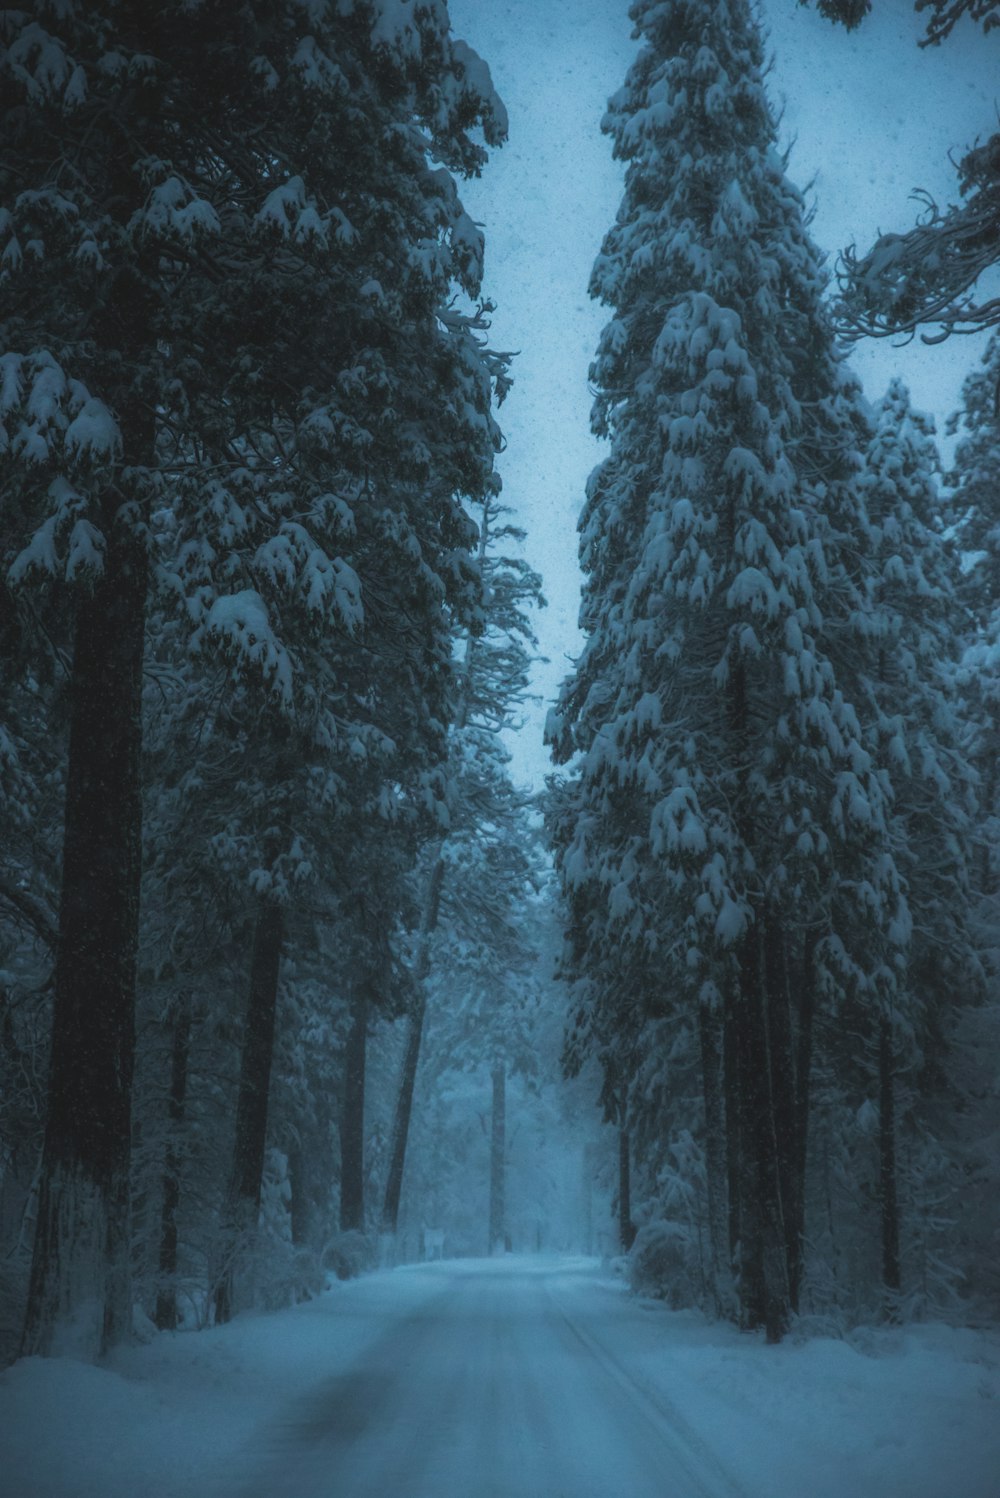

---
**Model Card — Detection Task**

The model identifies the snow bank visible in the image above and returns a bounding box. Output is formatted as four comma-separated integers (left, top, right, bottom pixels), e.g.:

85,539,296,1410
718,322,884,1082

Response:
0,1268,450,1498
558,1265,1000,1498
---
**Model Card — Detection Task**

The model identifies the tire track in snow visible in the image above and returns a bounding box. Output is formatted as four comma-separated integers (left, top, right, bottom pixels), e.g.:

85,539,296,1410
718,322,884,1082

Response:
545,1277,751,1498
230,1262,756,1498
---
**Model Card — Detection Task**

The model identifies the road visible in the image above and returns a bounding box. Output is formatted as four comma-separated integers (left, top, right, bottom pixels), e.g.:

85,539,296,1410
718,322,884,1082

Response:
237,1259,747,1498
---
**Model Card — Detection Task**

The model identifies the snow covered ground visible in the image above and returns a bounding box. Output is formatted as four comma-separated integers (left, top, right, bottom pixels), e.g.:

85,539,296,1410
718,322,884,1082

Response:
1,1257,998,1497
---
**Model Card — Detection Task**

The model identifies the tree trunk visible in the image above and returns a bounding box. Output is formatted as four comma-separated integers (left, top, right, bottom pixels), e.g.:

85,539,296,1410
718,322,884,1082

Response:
723,984,742,1272
878,1012,901,1312
698,1001,731,1313
155,996,192,1332
764,914,797,1310
787,930,817,1313
581,1144,593,1256
21,521,148,1359
618,1119,636,1254
288,1145,310,1250
489,1062,506,1255
735,923,790,1343
381,856,446,1237
381,992,425,1240
340,987,367,1234
214,902,283,1325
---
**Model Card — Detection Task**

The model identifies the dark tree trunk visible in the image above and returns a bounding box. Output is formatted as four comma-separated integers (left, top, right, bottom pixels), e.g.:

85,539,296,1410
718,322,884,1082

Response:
339,987,367,1234
581,1145,593,1256
288,1146,310,1250
723,984,742,1271
214,902,283,1325
698,1001,730,1311
618,1119,636,1254
489,1062,506,1255
878,1012,901,1311
381,992,426,1239
381,856,446,1237
155,996,192,1332
21,518,148,1358
787,931,817,1314
735,924,790,1343
764,914,797,1309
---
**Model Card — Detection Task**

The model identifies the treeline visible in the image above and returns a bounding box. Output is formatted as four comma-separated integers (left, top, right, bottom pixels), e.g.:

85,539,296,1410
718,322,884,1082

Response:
548,0,1000,1342
0,1,547,1362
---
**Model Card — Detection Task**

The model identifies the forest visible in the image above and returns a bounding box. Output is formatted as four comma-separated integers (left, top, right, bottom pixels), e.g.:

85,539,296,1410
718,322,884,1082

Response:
1,0,999,1390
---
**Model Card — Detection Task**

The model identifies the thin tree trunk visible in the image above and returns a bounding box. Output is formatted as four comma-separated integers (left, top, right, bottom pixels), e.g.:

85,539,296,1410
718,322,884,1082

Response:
878,1012,901,1312
787,930,817,1313
723,984,742,1273
340,987,367,1234
381,856,446,1237
764,914,796,1309
214,902,283,1325
288,1145,310,1250
489,1062,506,1255
380,992,425,1240
699,1000,730,1313
155,996,191,1332
618,1119,636,1254
732,943,764,1332
21,520,148,1358
581,1144,593,1256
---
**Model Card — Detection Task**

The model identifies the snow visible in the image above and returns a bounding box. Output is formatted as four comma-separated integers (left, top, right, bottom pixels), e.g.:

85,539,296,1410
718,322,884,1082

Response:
1,1258,997,1498
64,396,121,459
203,589,293,704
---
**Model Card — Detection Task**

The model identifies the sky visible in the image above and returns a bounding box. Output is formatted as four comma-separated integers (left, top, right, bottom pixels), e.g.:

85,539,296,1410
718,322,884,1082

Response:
446,0,999,791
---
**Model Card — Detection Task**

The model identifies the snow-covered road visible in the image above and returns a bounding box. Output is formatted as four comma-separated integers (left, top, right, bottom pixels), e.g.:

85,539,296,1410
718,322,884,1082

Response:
238,1260,745,1498
3,1256,999,1497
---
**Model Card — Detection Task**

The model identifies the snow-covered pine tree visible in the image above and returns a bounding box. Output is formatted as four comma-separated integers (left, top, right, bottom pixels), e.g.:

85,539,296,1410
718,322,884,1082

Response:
941,335,1000,1315
549,0,906,1341
416,808,547,1257
381,490,544,1244
856,380,977,1308
2,0,506,1354
949,334,1000,979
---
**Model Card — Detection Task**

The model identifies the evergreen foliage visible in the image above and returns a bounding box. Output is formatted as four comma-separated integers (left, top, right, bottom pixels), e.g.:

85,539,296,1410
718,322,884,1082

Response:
0,0,510,1353
547,0,987,1339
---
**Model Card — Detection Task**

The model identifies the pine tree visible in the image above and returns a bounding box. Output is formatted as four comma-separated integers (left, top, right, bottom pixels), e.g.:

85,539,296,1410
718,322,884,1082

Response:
549,0,906,1340
858,380,977,1309
381,492,543,1242
417,814,547,1256
950,336,1000,975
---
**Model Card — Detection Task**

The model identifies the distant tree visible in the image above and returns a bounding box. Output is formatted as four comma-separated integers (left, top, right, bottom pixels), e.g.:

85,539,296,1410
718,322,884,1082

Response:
380,493,543,1243
420,822,546,1257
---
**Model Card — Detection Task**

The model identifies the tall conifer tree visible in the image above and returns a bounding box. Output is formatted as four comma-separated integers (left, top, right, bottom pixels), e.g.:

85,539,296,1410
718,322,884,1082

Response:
550,0,905,1339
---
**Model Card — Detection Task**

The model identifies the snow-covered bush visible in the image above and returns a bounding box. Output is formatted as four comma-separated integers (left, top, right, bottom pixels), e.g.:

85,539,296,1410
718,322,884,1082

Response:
628,1219,700,1309
322,1231,374,1283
